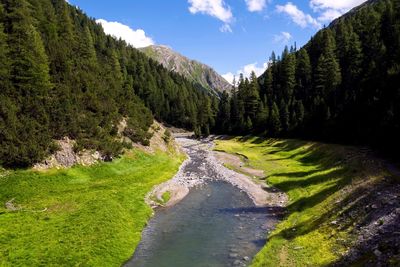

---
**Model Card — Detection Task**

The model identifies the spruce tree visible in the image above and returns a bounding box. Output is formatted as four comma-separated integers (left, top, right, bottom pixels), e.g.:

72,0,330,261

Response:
279,100,290,133
281,47,296,102
245,71,261,122
216,91,231,133
255,98,269,133
0,19,9,92
295,49,311,103
269,102,281,136
3,0,53,167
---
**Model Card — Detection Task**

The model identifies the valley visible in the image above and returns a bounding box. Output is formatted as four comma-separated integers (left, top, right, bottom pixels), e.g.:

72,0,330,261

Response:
2,133,399,266
0,146,184,266
1,0,399,266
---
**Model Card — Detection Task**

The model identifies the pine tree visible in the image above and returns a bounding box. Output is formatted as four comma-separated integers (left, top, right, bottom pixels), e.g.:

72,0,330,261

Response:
281,46,296,102
263,63,274,101
216,91,231,133
279,100,290,133
312,29,341,120
245,71,261,122
2,0,53,167
295,49,311,103
0,18,10,92
255,97,269,133
269,102,281,136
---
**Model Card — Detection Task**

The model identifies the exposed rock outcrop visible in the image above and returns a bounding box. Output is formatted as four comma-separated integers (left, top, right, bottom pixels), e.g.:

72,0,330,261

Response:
33,137,101,170
33,121,179,170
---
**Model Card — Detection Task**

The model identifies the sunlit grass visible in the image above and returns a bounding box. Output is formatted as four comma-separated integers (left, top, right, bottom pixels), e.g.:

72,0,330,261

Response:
215,137,386,266
0,150,184,266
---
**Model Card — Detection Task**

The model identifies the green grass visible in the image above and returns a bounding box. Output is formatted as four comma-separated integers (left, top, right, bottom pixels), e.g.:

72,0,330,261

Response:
0,150,184,266
161,191,171,204
215,137,388,266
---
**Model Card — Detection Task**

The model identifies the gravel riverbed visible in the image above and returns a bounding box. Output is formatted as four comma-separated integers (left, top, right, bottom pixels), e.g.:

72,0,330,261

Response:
146,135,287,208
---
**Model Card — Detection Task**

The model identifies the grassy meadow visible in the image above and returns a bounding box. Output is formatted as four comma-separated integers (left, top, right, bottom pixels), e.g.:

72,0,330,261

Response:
0,150,184,266
215,137,392,266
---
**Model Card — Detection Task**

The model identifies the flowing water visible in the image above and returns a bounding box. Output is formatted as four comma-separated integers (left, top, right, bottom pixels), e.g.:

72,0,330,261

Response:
126,181,272,267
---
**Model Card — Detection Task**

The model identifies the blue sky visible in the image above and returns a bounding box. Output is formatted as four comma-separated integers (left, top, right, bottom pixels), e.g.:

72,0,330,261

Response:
68,0,366,83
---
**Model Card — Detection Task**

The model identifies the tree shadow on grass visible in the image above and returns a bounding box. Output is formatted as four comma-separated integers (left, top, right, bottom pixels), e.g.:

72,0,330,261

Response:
271,169,325,178
270,139,309,152
272,168,347,192
266,184,349,241
223,135,400,265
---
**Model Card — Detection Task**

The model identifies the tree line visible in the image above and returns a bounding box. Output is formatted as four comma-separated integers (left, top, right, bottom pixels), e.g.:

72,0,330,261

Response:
1,0,399,167
0,0,217,167
214,0,400,156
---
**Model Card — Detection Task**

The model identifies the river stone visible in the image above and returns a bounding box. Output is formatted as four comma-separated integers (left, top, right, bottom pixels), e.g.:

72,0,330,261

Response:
233,260,242,265
229,253,238,258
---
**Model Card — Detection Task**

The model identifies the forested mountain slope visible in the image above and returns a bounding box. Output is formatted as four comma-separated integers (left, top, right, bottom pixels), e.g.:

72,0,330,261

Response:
140,45,232,96
0,0,217,168
215,0,400,156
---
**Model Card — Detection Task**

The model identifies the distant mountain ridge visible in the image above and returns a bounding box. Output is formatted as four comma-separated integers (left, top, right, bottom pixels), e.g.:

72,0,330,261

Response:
140,45,232,95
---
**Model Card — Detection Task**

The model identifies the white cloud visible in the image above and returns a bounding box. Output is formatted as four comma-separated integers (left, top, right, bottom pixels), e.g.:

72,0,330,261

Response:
276,2,321,29
242,62,268,77
310,0,367,22
274,31,292,44
222,62,268,84
96,19,154,48
222,72,235,84
310,0,366,12
245,0,267,12
317,9,343,22
188,0,233,23
219,24,233,33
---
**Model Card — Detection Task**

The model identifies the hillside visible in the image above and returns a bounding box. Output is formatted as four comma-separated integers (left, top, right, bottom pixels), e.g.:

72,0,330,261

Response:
214,0,400,155
0,0,217,168
216,137,400,266
0,137,185,266
140,45,232,96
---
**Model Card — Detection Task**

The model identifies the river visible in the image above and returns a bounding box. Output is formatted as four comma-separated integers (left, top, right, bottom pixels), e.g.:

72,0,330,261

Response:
125,136,285,267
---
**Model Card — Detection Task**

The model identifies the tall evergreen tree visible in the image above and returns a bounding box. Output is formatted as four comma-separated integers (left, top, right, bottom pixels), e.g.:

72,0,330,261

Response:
295,49,312,104
245,71,261,123
281,46,296,102
216,91,231,133
269,102,281,136
1,0,53,167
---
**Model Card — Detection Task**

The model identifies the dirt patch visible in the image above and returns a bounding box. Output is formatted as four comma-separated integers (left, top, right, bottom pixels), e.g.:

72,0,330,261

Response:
47,202,77,213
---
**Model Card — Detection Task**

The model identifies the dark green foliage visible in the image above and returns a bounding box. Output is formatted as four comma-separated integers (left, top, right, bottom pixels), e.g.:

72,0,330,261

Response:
215,0,400,155
269,102,281,136
163,129,171,143
215,91,231,134
0,0,216,167
0,0,53,167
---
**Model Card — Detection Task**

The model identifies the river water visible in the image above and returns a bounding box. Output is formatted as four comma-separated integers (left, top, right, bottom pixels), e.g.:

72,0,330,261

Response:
126,181,271,267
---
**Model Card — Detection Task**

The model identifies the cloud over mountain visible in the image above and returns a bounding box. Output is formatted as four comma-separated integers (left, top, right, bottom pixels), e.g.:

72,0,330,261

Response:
96,19,154,48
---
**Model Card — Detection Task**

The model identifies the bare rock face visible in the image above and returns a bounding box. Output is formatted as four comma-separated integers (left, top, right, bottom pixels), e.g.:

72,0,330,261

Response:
33,138,101,170
139,45,232,96
54,137,76,167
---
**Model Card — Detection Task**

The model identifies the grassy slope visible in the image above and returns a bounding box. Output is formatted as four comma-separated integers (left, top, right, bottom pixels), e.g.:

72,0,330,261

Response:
0,150,184,266
215,137,391,266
